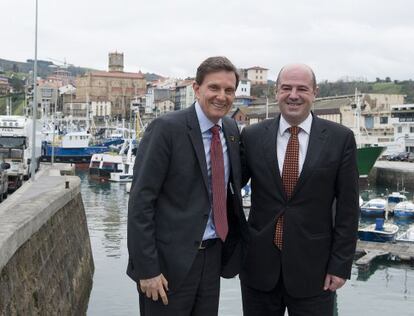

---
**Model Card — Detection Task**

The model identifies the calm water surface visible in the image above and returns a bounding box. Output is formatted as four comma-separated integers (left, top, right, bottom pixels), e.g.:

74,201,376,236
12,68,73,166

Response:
80,171,414,316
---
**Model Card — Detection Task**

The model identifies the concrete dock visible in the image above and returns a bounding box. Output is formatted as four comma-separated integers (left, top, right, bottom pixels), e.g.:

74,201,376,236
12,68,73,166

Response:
0,163,93,315
355,240,414,270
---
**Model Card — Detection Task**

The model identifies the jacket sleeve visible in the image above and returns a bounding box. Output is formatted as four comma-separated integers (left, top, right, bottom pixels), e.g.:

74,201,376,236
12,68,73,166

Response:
127,118,171,280
327,130,359,279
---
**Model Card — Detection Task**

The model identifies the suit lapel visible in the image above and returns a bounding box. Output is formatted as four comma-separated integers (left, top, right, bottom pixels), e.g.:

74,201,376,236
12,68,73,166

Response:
263,116,286,200
292,115,327,197
186,105,209,192
222,118,238,184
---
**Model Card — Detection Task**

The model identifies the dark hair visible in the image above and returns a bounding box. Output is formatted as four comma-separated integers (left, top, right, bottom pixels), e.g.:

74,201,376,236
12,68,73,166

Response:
276,65,317,90
195,56,239,88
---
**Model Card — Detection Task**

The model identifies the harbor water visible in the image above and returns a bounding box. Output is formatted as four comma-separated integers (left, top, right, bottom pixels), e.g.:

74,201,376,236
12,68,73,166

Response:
80,171,414,315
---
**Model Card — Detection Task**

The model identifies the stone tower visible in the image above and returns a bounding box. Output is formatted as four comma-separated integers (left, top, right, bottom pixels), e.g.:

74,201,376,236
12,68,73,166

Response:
108,52,124,72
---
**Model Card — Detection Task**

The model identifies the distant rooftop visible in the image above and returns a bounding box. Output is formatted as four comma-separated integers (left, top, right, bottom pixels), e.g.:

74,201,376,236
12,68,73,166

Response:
88,70,144,79
246,66,269,71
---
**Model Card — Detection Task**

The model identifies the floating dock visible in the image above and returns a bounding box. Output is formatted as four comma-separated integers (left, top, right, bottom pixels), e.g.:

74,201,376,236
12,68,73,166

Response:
355,240,414,270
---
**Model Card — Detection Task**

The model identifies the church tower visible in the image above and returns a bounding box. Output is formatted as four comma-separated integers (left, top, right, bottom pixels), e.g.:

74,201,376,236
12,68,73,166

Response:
108,52,124,72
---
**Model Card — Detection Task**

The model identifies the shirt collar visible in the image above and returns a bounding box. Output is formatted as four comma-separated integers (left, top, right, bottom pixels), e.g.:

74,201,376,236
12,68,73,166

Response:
279,113,313,136
195,101,223,133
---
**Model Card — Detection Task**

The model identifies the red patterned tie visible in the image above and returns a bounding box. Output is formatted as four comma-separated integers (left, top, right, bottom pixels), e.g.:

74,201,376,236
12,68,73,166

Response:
274,126,300,249
210,125,228,241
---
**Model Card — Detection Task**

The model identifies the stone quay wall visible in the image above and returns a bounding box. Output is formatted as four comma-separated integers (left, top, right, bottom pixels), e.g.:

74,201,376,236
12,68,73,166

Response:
369,161,414,191
0,168,94,315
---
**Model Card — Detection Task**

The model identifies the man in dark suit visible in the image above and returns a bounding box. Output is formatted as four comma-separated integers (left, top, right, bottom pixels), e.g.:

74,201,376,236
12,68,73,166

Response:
127,56,248,315
240,64,359,316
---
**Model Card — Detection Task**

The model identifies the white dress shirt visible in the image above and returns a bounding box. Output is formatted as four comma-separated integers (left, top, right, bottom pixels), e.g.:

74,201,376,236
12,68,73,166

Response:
277,114,313,176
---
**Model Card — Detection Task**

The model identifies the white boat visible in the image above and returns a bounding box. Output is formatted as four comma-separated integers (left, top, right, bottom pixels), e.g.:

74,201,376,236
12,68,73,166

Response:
358,221,399,243
242,195,251,208
393,201,414,218
126,182,132,193
109,154,135,182
89,138,136,181
387,192,407,207
109,171,134,182
396,225,414,243
359,196,364,207
360,198,387,217
241,183,251,208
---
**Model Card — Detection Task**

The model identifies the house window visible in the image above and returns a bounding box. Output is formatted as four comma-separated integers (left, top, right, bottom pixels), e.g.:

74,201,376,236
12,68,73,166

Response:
398,126,402,133
380,117,388,124
410,127,414,133
365,116,374,129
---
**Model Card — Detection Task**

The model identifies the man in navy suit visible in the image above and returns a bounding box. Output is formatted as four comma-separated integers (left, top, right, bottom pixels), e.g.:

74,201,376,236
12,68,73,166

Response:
240,64,359,316
127,56,248,315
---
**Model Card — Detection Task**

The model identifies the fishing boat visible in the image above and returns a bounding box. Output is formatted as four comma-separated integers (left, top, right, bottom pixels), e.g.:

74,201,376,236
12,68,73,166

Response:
357,146,385,178
396,225,414,243
360,198,387,217
358,219,399,242
353,89,386,178
89,138,136,180
41,131,123,163
393,201,414,219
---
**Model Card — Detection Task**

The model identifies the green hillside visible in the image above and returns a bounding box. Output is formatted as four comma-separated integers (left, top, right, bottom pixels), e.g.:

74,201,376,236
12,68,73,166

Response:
0,94,25,115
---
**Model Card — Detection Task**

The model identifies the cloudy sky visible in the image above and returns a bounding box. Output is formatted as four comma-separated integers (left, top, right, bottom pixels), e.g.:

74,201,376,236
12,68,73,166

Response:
2,0,413,82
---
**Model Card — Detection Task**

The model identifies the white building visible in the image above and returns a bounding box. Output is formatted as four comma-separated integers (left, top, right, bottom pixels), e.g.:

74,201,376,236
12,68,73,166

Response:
236,79,251,97
174,80,195,110
389,104,414,153
91,101,111,117
241,67,268,85
154,99,175,115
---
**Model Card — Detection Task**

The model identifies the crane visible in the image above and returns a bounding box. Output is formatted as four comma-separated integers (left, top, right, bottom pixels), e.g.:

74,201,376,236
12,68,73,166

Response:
46,57,74,69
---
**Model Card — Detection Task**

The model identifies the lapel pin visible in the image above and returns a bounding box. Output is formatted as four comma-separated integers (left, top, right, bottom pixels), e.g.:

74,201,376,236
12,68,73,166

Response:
229,136,236,142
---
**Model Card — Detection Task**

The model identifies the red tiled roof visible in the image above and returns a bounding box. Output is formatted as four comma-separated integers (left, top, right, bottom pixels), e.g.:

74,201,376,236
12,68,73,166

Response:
246,66,269,71
88,71,145,79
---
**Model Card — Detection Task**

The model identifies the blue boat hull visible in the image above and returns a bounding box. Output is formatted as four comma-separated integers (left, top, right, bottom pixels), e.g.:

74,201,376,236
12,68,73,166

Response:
393,211,414,218
360,209,385,217
41,145,110,163
358,231,396,242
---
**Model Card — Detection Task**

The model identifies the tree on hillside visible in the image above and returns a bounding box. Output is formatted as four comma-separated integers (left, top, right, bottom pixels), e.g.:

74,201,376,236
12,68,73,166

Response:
9,75,24,93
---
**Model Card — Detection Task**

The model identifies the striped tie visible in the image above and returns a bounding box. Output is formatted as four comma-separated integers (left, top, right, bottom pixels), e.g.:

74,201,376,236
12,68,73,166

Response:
210,125,228,241
274,126,300,249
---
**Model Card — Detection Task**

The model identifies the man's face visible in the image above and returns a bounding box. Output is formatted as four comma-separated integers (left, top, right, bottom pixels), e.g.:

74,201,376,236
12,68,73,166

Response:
276,65,318,126
193,70,237,123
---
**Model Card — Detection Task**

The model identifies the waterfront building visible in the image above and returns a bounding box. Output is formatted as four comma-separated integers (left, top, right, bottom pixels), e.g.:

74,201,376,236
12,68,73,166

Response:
26,79,60,121
239,66,268,85
75,52,146,119
173,79,195,110
235,79,251,96
154,98,175,115
232,93,405,149
90,101,112,118
0,77,10,95
145,85,171,111
390,104,414,153
357,93,405,148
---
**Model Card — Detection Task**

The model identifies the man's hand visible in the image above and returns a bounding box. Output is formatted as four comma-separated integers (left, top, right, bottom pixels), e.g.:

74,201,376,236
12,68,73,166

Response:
140,274,169,305
324,274,346,291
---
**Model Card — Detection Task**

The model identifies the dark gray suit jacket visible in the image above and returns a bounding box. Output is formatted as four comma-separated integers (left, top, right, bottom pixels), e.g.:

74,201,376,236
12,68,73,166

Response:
240,114,359,298
127,104,248,293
